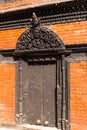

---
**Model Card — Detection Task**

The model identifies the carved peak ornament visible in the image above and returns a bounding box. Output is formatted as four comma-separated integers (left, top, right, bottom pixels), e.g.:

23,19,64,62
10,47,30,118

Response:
31,12,40,27
15,13,65,52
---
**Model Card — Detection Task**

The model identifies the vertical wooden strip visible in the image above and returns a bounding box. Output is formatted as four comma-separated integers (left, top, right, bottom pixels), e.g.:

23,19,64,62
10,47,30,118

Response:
61,55,66,130
28,64,42,125
65,62,70,130
57,59,62,129
43,62,56,127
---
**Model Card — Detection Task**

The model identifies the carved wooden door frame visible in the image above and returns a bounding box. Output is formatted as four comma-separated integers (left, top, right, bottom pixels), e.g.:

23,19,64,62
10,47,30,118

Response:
14,13,70,130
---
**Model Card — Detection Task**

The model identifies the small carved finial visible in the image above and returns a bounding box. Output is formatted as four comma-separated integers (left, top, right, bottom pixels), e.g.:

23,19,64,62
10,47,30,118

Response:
31,12,40,27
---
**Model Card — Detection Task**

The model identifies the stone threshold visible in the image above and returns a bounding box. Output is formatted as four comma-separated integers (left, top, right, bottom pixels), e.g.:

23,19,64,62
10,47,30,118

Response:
1,124,61,130
20,124,60,130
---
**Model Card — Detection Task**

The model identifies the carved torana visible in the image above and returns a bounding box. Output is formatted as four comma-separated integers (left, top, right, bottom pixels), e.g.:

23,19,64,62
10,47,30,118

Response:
16,13,65,52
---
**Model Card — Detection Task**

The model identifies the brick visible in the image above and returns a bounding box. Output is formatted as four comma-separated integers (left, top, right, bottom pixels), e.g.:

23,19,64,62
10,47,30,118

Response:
70,61,87,130
0,21,87,49
0,28,25,49
0,0,70,11
47,21,87,44
0,64,15,125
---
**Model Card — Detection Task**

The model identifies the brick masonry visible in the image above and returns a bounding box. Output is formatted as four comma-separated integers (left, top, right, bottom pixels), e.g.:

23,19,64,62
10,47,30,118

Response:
0,28,25,49
48,21,87,45
0,64,15,125
0,21,87,49
0,0,71,12
70,61,87,130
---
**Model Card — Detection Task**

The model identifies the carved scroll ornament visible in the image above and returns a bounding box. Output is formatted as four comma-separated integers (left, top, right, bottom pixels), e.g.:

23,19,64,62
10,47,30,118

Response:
16,13,65,52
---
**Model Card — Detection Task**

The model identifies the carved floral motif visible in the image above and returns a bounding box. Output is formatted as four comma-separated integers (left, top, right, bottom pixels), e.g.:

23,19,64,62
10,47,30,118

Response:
16,13,65,52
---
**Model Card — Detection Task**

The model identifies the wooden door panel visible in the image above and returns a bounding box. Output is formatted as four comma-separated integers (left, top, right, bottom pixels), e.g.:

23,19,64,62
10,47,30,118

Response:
43,63,56,127
28,65,43,125
27,62,57,126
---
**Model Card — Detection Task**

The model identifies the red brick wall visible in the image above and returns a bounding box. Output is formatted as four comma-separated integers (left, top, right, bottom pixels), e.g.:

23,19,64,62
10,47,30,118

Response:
0,21,87,49
48,21,87,44
0,0,44,11
0,64,15,125
0,28,25,49
70,61,87,130
0,0,67,11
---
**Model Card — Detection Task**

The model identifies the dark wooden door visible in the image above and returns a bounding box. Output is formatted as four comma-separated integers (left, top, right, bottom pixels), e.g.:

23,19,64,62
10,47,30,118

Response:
27,62,57,127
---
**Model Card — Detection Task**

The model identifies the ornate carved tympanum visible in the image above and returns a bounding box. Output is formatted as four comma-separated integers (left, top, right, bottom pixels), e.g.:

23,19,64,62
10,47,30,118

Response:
16,13,65,52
